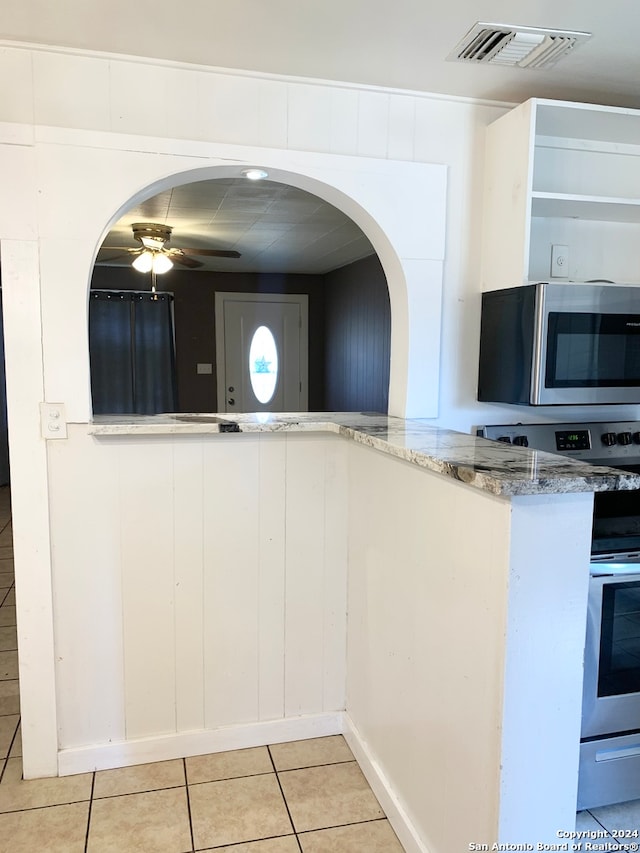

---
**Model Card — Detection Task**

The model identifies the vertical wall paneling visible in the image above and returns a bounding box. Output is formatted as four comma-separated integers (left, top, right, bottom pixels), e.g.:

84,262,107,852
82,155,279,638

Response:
287,84,335,153
172,438,206,732
49,428,125,750
284,435,327,716
256,78,289,151
118,438,177,738
1,240,58,777
357,91,390,159
321,436,348,711
49,430,349,755
201,75,261,146
0,47,35,125
328,88,359,155
109,60,170,137
346,441,511,849
202,436,261,727
32,51,110,131
257,435,287,720
388,95,416,162
324,255,391,412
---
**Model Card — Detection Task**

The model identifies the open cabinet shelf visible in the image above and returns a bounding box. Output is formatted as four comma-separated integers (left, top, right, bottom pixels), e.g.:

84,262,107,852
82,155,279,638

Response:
481,98,640,290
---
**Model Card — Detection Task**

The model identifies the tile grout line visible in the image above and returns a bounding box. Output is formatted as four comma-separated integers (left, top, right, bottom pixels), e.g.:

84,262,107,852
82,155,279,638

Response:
183,758,196,853
584,810,626,850
4,714,20,774
83,771,96,853
266,745,304,853
296,815,390,836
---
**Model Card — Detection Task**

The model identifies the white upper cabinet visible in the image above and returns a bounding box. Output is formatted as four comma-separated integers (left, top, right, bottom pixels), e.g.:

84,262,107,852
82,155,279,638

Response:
481,98,640,291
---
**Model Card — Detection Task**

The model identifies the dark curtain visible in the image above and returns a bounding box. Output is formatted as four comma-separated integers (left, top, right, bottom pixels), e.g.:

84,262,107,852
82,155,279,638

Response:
89,291,177,415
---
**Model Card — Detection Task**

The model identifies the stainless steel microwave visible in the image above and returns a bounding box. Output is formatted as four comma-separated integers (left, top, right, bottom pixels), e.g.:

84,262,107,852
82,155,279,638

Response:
478,282,640,406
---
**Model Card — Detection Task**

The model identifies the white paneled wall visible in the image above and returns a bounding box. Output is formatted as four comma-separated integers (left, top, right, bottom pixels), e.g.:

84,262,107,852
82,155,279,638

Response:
48,430,347,762
0,39,465,780
346,442,510,849
345,442,593,851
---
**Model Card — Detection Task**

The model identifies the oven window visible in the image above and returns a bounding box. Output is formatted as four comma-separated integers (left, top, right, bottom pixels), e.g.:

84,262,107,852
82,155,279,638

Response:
546,312,640,387
592,490,640,557
598,580,640,697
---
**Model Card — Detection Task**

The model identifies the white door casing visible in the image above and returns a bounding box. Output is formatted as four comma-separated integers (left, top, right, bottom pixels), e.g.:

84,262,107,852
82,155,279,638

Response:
215,293,309,413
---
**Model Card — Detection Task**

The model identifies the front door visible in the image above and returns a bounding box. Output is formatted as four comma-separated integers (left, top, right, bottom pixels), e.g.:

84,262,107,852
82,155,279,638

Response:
215,293,308,413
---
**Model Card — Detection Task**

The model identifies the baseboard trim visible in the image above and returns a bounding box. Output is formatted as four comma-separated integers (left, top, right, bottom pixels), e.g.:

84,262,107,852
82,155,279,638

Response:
59,710,430,852
57,712,343,776
342,713,430,853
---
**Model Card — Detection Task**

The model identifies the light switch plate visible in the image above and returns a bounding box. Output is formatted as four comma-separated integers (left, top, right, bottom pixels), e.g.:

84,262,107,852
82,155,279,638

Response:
197,363,213,374
40,402,67,439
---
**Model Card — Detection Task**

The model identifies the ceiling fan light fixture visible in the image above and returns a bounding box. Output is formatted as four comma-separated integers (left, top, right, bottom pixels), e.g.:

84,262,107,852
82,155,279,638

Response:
131,250,173,274
132,251,154,273
242,168,269,181
152,252,173,274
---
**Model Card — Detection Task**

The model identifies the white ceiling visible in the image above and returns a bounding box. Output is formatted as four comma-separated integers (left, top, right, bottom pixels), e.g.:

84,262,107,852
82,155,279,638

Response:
4,0,640,107
10,0,638,275
96,180,375,275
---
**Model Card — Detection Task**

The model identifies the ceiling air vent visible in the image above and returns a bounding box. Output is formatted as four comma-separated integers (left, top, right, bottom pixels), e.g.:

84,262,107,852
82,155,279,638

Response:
447,23,591,69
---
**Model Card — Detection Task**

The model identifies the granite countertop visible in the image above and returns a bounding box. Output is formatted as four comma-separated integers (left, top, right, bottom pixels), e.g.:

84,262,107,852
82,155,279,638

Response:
88,412,640,497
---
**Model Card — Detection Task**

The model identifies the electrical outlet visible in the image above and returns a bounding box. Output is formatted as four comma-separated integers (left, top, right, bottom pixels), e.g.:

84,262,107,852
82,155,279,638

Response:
551,244,569,278
40,403,68,439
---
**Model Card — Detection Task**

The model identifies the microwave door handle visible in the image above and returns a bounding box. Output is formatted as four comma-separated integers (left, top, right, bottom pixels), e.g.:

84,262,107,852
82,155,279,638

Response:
530,283,547,405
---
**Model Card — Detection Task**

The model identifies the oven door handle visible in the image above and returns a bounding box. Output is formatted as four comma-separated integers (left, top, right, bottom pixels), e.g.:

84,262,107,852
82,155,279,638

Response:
596,743,640,762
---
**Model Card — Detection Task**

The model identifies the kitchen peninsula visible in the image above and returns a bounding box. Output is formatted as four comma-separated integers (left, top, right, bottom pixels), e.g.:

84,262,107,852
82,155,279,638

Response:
57,412,638,851
89,411,640,495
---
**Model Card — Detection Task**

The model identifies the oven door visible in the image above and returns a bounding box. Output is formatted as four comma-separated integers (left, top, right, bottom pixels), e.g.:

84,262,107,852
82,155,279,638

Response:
582,570,640,739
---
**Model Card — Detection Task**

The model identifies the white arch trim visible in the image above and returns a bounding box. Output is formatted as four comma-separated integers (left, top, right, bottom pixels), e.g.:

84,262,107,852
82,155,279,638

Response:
32,130,446,420
2,127,446,778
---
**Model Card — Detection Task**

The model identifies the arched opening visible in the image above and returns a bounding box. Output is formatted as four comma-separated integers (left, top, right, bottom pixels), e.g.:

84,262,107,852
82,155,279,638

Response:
3,136,444,781
90,174,392,415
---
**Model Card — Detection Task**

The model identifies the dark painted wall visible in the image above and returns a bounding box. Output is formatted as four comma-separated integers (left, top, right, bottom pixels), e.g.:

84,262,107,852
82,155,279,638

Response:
323,255,390,413
91,255,391,414
90,267,326,411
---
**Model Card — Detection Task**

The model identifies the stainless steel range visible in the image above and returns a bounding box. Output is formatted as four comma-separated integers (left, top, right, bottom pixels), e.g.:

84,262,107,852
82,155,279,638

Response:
479,420,640,810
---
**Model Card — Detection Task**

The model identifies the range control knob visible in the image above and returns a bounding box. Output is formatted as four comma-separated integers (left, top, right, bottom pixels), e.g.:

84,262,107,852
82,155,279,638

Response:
618,432,632,445
601,432,618,447
497,436,512,443
634,432,640,445
513,435,529,447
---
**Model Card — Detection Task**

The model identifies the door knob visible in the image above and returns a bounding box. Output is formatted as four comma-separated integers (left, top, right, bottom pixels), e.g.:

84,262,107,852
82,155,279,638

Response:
227,398,235,406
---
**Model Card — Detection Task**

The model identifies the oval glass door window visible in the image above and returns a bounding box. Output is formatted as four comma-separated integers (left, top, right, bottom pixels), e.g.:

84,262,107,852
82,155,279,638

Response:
249,325,279,404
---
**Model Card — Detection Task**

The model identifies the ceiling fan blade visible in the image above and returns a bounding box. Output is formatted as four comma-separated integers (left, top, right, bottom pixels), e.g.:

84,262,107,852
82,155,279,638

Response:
96,247,141,263
171,254,203,269
177,247,241,259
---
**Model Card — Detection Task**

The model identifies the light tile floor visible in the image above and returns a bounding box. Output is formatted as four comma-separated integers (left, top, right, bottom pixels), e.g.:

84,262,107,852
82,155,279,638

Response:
577,800,640,848
0,486,404,852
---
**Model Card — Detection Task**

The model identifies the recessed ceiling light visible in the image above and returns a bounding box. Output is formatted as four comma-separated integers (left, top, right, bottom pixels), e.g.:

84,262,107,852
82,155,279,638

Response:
242,168,269,180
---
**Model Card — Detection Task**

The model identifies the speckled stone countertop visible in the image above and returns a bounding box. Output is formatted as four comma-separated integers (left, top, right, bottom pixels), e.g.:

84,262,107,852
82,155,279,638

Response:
88,412,640,497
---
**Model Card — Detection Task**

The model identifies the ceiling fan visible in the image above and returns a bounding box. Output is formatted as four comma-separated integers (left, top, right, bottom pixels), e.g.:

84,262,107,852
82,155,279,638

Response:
96,222,241,272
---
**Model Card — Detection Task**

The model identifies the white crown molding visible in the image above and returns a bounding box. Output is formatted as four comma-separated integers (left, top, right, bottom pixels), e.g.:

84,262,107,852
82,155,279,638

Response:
0,38,518,110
